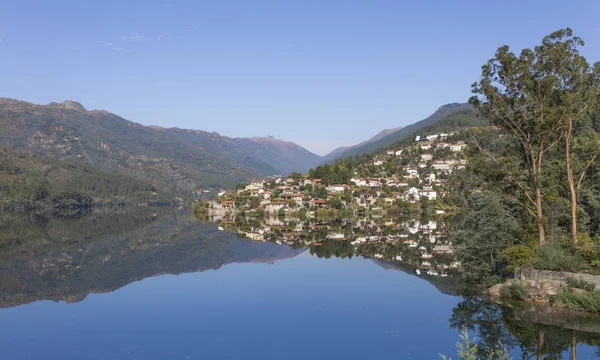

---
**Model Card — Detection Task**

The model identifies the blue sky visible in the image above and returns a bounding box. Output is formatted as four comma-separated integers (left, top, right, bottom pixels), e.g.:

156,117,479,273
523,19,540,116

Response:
2,0,600,155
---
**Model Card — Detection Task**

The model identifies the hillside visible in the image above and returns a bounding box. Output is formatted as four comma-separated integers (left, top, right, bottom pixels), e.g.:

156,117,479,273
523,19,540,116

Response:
321,126,403,163
164,130,323,174
0,146,174,212
378,107,487,152
330,103,472,160
0,98,324,199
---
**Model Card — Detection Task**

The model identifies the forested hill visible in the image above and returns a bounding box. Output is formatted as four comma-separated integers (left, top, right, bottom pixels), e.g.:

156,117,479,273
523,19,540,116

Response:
0,98,277,196
378,107,487,152
0,144,180,212
329,102,472,160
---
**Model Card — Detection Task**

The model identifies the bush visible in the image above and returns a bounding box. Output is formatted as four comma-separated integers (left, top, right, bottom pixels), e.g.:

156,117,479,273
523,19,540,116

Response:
566,277,596,292
534,244,588,272
503,245,536,272
552,288,600,313
500,281,528,301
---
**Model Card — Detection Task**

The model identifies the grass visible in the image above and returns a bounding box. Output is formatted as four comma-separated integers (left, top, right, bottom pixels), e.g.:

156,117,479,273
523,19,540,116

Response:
565,277,596,292
552,288,600,313
500,280,529,301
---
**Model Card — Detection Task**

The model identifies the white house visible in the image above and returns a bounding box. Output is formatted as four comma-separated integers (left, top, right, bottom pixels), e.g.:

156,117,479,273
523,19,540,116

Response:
373,160,384,166
402,187,420,203
432,161,452,172
450,143,467,152
405,169,419,178
326,184,348,193
420,143,432,150
351,178,368,187
395,150,403,156
419,189,437,201
386,150,395,155
436,142,449,149
420,153,433,162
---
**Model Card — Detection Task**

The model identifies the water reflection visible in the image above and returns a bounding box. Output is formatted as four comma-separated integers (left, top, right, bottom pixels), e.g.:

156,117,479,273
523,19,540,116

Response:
0,209,302,308
1,209,600,358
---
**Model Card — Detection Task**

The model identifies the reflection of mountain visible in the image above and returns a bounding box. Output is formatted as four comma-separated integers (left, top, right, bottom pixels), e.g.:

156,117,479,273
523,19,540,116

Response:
371,259,465,297
0,210,303,308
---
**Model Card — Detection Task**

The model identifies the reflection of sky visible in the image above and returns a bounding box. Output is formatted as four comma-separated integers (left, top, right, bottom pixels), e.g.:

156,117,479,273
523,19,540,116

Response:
0,252,596,359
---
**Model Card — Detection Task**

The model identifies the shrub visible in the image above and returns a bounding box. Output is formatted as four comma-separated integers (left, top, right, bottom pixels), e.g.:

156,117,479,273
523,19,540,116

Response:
501,281,528,301
552,288,600,313
503,245,536,272
534,244,588,272
565,277,596,292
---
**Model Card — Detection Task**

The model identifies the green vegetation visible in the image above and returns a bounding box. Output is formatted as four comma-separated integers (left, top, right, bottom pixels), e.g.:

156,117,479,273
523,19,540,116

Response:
500,281,529,301
0,146,172,213
552,288,600,313
0,99,277,200
566,277,596,292
445,28,600,284
334,102,473,160
440,330,511,360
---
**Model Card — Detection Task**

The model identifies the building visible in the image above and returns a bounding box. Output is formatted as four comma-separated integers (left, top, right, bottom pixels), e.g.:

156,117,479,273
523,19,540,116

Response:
420,153,433,162
327,184,348,193
265,202,289,213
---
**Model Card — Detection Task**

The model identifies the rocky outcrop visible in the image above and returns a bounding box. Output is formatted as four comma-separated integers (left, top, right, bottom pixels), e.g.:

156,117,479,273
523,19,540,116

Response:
489,278,565,303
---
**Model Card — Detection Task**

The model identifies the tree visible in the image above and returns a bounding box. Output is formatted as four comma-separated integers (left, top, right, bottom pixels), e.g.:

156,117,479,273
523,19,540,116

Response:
536,29,600,244
470,30,568,246
451,191,520,282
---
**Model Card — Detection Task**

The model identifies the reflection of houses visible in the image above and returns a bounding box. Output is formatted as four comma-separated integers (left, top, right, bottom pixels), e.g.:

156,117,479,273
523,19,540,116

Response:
265,202,289,213
220,201,235,209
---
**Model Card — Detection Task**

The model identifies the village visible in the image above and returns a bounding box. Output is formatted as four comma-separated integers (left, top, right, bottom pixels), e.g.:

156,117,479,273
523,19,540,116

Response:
200,132,471,276
206,131,468,215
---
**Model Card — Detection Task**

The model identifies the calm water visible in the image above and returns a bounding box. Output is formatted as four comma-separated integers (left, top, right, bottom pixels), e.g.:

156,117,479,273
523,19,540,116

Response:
0,209,599,359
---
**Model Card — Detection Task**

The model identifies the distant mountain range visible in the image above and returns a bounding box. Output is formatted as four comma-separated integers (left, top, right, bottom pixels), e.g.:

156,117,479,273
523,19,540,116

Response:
0,98,474,201
0,98,325,196
328,103,472,160
321,126,403,162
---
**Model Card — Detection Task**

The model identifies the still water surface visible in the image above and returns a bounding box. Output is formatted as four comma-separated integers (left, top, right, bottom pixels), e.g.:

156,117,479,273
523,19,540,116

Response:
0,210,598,359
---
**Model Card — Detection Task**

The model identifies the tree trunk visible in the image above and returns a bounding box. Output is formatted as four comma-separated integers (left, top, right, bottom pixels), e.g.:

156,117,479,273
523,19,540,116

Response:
572,334,577,360
535,183,546,246
537,330,545,360
566,119,578,244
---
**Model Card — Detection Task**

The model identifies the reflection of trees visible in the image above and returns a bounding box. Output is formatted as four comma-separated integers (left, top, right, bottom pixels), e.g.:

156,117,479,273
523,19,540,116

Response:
451,297,600,359
450,297,517,356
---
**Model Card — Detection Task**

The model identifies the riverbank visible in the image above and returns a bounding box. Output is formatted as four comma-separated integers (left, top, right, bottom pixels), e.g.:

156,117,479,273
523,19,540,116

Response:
489,268,600,314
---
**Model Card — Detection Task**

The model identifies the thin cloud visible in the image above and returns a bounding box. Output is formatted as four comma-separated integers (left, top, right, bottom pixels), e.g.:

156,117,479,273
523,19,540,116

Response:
0,32,5,43
157,32,173,40
97,40,131,53
122,32,149,42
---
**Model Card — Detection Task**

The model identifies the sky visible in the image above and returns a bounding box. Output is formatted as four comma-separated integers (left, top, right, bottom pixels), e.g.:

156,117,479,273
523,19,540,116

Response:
1,0,600,155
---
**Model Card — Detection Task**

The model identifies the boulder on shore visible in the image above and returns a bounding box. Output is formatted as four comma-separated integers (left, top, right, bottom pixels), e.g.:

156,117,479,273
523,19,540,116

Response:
488,278,565,303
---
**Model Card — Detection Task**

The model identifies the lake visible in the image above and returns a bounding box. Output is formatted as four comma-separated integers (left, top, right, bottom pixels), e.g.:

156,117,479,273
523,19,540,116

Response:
0,209,599,359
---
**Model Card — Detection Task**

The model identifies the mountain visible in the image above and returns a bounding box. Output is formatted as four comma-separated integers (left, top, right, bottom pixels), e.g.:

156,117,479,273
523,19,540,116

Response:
163,130,322,174
0,98,323,199
321,126,404,163
328,103,472,160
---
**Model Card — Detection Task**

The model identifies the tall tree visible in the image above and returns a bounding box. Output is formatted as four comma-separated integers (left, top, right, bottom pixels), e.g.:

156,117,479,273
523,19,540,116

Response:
470,31,568,246
536,29,600,244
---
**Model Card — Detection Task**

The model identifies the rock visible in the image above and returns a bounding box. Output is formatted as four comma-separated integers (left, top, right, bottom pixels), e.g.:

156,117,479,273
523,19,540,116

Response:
488,283,504,298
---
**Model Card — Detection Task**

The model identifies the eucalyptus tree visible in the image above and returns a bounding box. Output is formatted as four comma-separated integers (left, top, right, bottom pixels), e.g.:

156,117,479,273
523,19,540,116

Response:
536,29,600,244
469,29,589,246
